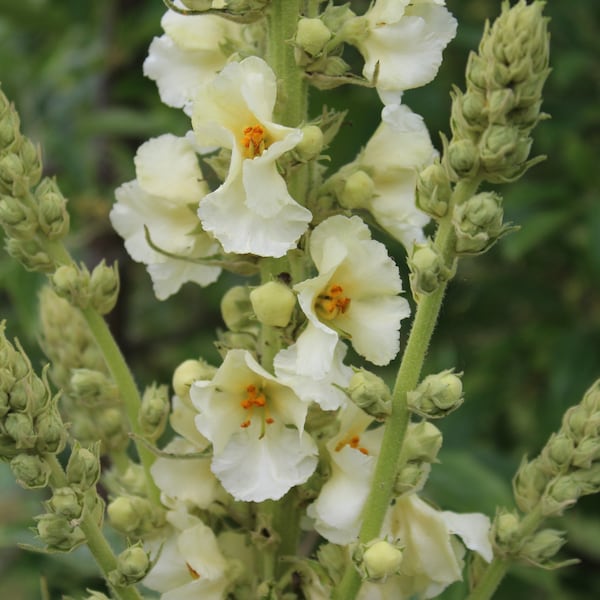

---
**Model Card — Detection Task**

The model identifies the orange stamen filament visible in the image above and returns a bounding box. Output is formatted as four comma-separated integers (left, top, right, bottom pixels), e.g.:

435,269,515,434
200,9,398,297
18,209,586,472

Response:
316,283,351,321
240,384,274,429
186,563,201,580
335,434,369,455
241,124,267,158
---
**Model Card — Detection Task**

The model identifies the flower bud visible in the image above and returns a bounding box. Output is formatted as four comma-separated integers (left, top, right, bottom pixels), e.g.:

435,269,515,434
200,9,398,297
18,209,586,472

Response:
520,529,566,566
19,138,42,186
139,383,170,441
10,454,51,488
97,408,128,451
107,495,159,537
563,405,588,440
35,177,69,239
453,191,512,255
0,195,38,239
404,421,443,464
47,487,83,520
360,539,403,581
493,510,521,548
0,153,24,194
541,475,579,517
173,358,216,403
221,285,254,332
295,125,324,162
35,407,67,454
250,281,296,328
9,372,48,414
5,237,55,272
409,242,452,298
416,162,452,218
89,261,120,315
51,263,91,308
295,18,331,56
35,513,85,551
513,457,549,512
339,170,375,210
394,462,431,495
70,369,118,407
109,545,151,587
407,370,464,419
66,442,101,490
347,369,391,420
4,412,36,449
446,138,480,179
542,432,575,470
571,437,600,470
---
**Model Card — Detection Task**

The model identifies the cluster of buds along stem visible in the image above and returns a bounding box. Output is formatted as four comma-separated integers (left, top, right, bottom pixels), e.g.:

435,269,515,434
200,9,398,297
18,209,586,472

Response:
407,369,464,419
492,379,600,568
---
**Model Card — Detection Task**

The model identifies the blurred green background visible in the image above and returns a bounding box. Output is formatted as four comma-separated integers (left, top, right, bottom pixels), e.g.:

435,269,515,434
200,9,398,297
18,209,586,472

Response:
1,0,599,598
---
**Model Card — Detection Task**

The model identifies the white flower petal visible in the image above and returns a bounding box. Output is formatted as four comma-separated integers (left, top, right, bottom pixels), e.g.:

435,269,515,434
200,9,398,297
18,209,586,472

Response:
440,510,494,563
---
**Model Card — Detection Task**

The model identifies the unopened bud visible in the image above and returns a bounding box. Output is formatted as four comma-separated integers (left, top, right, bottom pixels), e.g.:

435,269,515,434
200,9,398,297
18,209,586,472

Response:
35,178,69,239
563,405,588,439
543,432,575,470
250,281,296,328
394,462,431,495
111,545,151,586
409,242,451,298
221,285,253,332
295,125,324,161
295,18,331,56
360,539,403,581
541,475,579,516
340,170,375,210
9,372,48,414
51,263,91,308
347,369,391,420
513,458,549,512
404,421,443,464
10,454,51,488
6,237,55,272
407,370,464,419
35,407,67,454
416,162,452,218
66,442,101,490
5,412,36,449
47,487,83,520
0,153,23,193
520,529,566,566
35,513,85,551
571,437,600,470
107,495,160,537
493,510,521,548
0,195,37,239
139,383,170,441
89,261,120,315
173,358,216,403
70,369,118,407
447,138,480,179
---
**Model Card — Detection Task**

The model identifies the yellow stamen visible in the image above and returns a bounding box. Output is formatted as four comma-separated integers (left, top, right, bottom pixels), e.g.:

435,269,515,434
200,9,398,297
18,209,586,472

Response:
316,283,351,321
335,434,369,455
241,124,267,158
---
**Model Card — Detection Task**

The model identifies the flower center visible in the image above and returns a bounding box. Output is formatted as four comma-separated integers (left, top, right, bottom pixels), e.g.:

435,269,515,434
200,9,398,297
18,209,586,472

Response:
240,384,274,429
186,562,201,580
241,124,268,158
315,283,351,321
335,434,369,455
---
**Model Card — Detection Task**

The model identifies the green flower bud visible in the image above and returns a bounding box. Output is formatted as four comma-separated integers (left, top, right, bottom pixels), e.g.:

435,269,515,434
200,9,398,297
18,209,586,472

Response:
407,370,464,419
250,281,296,328
0,195,38,239
35,177,69,239
35,407,67,454
541,475,579,516
51,263,91,308
107,495,161,538
5,237,55,272
109,545,151,586
404,421,443,464
520,529,566,566
513,457,550,512
479,124,532,182
543,432,575,470
447,138,480,179
340,15,369,46
10,454,51,488
394,462,431,495
416,162,452,218
347,369,391,420
581,380,600,414
0,153,24,193
563,405,588,440
221,285,254,332
179,0,213,9
172,358,217,402
19,138,42,186
453,191,511,255
295,125,324,161
0,105,20,151
139,383,170,441
69,369,118,407
493,510,521,548
66,442,101,490
460,90,487,127
409,242,452,298
295,18,331,56
571,437,600,470
339,170,375,210
97,407,128,450
47,487,83,520
9,372,48,414
89,260,120,315
35,513,85,551
116,464,148,497
5,412,36,449
360,539,404,581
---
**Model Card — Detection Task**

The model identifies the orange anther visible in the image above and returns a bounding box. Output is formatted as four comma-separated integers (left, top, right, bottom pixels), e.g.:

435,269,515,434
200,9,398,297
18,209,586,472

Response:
240,419,251,428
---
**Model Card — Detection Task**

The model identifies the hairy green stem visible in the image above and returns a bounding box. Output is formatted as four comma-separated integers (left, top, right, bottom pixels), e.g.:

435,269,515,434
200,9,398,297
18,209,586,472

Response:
46,455,143,600
81,307,161,505
334,177,481,599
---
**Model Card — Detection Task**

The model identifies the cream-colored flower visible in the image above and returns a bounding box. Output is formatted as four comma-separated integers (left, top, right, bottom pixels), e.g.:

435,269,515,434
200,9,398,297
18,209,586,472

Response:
293,215,410,379
192,56,312,257
191,349,318,502
110,134,221,299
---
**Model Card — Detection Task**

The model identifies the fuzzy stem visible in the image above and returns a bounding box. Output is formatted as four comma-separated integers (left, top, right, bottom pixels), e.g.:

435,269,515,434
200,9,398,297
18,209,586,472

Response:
46,455,143,600
334,177,481,600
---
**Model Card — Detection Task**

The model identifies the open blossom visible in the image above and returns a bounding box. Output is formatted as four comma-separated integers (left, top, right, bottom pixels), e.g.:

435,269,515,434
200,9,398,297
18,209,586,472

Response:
143,507,230,600
110,134,221,300
358,494,493,599
190,349,318,502
307,403,383,544
354,104,437,249
191,56,312,257
144,6,243,115
350,0,457,105
292,215,410,379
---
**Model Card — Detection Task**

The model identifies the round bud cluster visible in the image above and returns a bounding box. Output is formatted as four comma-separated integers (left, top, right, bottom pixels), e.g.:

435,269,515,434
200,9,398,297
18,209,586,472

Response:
407,370,464,419
354,539,404,582
446,0,550,184
346,369,391,420
138,383,170,441
408,241,453,298
107,494,165,539
109,544,151,587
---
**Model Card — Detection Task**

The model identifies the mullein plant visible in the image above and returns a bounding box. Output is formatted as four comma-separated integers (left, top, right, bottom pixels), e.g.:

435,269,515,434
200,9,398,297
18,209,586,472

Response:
0,1,596,599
